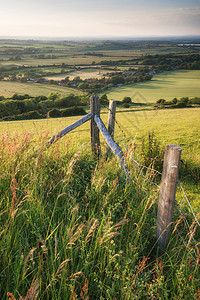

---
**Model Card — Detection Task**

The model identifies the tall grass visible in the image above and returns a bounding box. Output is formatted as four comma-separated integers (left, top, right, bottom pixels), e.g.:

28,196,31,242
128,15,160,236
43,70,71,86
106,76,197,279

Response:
0,131,199,299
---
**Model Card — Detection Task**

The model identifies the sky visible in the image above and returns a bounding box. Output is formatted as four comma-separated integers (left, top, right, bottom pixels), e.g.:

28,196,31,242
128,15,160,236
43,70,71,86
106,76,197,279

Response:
0,0,200,39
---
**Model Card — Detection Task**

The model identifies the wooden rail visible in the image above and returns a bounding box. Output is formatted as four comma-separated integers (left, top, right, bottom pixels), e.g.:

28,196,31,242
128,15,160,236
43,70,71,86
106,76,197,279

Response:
106,99,116,156
34,113,92,154
94,114,129,179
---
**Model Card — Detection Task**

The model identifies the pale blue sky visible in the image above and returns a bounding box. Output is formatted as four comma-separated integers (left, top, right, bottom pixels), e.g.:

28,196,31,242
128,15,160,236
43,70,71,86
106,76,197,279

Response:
1,0,200,38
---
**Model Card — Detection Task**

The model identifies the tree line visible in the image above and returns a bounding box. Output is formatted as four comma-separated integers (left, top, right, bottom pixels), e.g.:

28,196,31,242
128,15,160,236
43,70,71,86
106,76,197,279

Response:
0,93,89,120
154,97,200,109
0,93,110,121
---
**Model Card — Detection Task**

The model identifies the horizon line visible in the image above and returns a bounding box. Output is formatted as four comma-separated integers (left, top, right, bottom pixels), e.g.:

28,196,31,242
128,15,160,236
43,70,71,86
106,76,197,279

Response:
0,34,200,42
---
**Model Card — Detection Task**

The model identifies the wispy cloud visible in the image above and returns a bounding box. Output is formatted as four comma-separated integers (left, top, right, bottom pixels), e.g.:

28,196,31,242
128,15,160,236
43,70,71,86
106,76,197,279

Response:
0,1,199,37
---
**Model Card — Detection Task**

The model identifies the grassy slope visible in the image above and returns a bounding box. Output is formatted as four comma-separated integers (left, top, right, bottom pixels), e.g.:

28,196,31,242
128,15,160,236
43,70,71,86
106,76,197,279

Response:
0,131,199,299
0,81,82,97
104,70,200,103
0,107,199,205
101,107,200,207
1,107,198,161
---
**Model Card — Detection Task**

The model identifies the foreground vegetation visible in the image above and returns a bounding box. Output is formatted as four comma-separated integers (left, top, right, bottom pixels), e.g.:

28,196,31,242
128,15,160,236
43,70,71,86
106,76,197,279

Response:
0,107,199,206
0,131,199,299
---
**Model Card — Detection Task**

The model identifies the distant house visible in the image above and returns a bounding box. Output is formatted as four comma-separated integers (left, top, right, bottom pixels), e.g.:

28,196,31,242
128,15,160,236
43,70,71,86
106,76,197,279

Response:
149,71,156,75
59,80,66,86
27,77,36,83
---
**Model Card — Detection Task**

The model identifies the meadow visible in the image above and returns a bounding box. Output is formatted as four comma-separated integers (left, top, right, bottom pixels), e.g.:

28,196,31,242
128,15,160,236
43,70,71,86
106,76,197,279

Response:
0,106,199,299
0,81,82,98
1,106,199,205
45,68,112,81
104,70,200,103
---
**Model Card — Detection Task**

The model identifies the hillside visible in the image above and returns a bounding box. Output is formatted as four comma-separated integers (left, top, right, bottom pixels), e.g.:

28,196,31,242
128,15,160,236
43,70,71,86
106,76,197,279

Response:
0,125,199,299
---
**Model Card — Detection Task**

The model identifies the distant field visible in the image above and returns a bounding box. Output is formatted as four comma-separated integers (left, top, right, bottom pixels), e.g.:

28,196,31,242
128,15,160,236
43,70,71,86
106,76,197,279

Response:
0,81,82,97
104,70,200,102
0,55,133,67
45,68,113,80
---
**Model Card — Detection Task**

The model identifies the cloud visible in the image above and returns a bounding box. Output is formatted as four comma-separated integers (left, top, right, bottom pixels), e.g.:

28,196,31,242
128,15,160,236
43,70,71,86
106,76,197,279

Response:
104,7,200,36
0,2,199,37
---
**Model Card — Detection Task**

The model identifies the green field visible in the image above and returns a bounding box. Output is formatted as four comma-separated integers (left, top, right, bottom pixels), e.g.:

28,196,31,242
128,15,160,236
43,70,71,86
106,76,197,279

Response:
1,106,199,201
104,70,200,103
1,106,199,175
45,68,112,81
0,81,82,97
0,55,133,68
1,106,199,157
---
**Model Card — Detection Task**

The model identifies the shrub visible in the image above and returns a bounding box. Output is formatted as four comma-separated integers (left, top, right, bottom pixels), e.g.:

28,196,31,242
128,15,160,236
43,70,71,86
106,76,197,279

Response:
48,107,86,118
24,110,42,119
11,93,31,100
61,106,86,117
172,98,178,104
189,97,200,105
100,94,109,105
55,94,81,108
179,97,189,105
175,102,187,108
1,110,42,121
47,92,60,101
48,108,62,118
122,103,130,108
35,95,47,102
156,99,166,104
122,96,132,103
141,131,164,173
80,95,90,106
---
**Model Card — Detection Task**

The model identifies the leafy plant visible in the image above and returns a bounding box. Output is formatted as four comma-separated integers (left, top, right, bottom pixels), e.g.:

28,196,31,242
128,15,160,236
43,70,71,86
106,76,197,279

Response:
141,131,164,173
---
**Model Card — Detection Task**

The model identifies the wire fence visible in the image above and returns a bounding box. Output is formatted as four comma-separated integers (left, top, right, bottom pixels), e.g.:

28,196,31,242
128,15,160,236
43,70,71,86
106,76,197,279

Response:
104,105,200,261
0,107,199,261
0,118,90,136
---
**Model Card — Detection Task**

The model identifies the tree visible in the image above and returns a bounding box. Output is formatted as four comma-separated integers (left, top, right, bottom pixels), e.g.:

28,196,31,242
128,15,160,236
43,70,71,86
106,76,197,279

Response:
0,96,5,101
122,103,130,108
73,76,82,84
109,75,125,85
179,97,189,105
78,82,89,90
64,76,70,82
100,94,109,105
172,98,178,104
156,99,166,104
48,92,60,101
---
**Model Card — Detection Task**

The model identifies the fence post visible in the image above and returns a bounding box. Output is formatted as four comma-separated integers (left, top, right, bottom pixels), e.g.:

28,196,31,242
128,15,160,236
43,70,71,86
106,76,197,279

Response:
156,144,182,251
106,100,116,156
90,95,101,157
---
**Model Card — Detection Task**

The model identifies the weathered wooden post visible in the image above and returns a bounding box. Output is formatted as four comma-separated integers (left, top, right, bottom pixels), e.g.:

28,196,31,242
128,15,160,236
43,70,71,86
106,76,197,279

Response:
90,95,101,157
106,99,116,156
156,144,182,250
